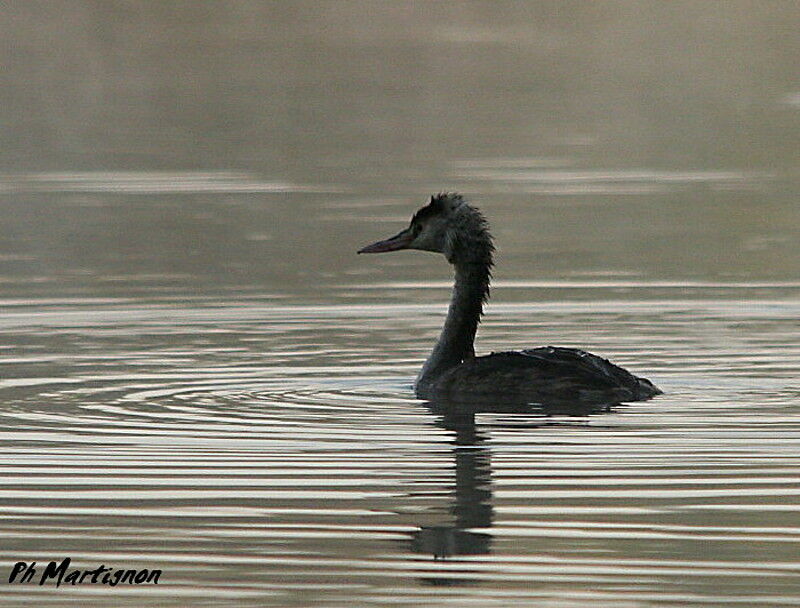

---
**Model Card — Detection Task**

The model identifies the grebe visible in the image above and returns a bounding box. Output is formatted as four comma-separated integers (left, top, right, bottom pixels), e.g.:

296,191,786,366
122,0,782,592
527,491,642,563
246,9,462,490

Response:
358,193,661,403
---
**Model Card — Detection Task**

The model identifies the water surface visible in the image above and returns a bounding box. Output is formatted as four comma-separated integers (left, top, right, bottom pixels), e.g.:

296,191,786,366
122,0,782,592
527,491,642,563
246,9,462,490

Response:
2,3,800,606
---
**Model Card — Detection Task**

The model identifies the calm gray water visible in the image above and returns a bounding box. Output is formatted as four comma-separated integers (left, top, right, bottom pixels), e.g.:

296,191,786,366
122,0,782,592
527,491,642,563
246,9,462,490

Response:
2,3,800,606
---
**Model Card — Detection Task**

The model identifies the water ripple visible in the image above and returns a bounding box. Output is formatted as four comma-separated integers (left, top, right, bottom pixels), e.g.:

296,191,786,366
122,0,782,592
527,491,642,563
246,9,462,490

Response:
0,297,798,606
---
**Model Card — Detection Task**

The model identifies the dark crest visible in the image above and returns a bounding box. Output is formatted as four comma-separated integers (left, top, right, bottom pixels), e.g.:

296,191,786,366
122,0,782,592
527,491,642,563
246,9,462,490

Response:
412,192,464,224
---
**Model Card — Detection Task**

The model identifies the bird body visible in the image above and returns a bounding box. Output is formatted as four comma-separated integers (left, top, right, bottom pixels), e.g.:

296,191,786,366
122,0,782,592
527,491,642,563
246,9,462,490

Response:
358,193,661,404
427,346,659,403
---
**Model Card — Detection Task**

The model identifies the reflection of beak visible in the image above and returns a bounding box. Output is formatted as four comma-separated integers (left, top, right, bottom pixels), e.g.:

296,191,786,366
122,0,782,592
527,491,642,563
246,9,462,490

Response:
357,228,414,254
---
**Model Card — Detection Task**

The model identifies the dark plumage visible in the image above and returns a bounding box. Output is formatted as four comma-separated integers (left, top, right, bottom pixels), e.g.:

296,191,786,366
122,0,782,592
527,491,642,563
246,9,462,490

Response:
435,347,660,403
358,193,661,405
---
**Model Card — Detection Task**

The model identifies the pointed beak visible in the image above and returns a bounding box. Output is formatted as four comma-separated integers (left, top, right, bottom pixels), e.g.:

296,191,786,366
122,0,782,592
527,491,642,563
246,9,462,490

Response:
357,228,414,254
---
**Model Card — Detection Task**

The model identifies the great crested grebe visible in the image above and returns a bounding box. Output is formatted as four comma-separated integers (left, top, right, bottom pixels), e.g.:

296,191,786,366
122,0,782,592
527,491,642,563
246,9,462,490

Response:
358,193,661,403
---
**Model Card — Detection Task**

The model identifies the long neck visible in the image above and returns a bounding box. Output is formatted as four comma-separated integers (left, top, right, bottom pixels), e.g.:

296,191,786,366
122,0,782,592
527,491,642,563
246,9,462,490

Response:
416,261,491,391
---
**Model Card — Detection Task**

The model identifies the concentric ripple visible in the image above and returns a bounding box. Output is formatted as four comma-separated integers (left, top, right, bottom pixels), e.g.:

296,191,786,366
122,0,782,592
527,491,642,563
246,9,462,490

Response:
0,295,799,607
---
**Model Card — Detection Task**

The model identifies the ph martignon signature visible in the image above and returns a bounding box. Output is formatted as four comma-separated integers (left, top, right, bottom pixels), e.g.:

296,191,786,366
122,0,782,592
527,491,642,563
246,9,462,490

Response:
8,558,161,587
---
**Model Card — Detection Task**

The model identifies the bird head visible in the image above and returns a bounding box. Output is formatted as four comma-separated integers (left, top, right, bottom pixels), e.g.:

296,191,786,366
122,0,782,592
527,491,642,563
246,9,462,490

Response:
358,193,493,265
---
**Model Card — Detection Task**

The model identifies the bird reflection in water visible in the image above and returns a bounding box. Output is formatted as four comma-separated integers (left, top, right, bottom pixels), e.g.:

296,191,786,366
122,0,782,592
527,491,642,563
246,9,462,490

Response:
408,395,618,584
